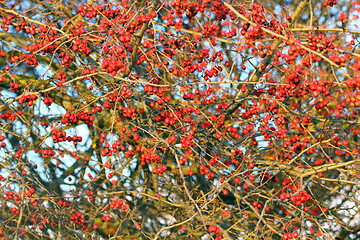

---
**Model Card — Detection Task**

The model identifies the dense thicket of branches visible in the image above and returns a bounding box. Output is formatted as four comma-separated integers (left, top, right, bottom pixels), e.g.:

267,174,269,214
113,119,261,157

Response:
0,0,359,239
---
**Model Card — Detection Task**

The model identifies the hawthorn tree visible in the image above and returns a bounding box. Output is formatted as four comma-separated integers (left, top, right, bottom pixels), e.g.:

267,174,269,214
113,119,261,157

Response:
0,0,359,239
